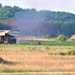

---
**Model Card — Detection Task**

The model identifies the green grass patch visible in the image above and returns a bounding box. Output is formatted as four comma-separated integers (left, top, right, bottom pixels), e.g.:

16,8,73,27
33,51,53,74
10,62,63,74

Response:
21,40,75,46
58,50,75,55
0,68,75,73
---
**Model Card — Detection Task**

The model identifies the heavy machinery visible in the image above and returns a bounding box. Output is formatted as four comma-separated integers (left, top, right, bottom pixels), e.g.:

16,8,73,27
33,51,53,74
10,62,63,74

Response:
0,30,20,44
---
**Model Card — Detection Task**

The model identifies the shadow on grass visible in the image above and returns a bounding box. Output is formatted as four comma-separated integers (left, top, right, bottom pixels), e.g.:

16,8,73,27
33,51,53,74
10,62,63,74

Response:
0,57,17,65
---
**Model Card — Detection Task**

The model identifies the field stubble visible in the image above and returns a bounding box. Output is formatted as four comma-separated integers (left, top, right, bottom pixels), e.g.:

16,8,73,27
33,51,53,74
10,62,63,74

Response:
0,45,75,73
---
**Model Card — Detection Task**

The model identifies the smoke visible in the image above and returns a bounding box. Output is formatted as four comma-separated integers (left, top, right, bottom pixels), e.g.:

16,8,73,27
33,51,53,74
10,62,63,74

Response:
13,10,47,36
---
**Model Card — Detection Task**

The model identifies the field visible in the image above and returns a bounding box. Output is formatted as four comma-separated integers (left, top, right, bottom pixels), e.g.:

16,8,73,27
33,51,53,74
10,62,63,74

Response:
0,41,75,74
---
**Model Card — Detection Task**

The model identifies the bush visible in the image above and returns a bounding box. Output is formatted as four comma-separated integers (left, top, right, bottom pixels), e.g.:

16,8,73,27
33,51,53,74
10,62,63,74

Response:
38,42,41,45
44,34,50,39
59,52,66,55
56,34,67,42
66,50,75,55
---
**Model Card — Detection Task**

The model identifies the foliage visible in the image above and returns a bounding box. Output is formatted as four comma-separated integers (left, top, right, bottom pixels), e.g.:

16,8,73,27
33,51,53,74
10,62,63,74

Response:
21,40,75,46
0,22,11,30
66,50,75,55
59,52,66,55
58,50,75,55
0,5,23,20
0,68,50,72
56,34,67,42
0,4,75,37
44,34,50,39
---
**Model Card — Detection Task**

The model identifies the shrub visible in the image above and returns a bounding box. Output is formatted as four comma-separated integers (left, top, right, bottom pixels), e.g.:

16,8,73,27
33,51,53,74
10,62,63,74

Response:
66,50,75,55
44,34,50,39
38,42,41,45
56,34,67,42
59,52,66,55
66,51,71,55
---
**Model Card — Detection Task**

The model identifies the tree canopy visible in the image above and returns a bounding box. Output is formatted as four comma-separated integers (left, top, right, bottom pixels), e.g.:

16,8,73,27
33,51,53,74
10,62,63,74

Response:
0,3,75,37
56,34,67,42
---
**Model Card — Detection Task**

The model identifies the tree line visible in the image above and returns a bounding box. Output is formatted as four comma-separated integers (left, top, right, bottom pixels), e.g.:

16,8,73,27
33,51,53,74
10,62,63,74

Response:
0,3,75,37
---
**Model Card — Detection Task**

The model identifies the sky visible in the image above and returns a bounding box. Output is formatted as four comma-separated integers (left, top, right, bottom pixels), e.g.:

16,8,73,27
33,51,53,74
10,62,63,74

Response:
0,0,75,14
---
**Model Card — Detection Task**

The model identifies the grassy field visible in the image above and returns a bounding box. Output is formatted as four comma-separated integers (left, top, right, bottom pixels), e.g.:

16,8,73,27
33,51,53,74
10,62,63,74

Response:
0,72,75,75
0,44,75,74
22,40,75,46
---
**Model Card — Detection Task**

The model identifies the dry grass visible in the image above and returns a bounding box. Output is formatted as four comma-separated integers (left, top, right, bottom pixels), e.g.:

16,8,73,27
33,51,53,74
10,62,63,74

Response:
0,44,75,73
0,72,75,75
0,52,75,72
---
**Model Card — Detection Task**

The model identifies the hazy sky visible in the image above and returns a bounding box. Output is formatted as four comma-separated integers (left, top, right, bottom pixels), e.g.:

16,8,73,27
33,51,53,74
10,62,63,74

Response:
0,0,75,14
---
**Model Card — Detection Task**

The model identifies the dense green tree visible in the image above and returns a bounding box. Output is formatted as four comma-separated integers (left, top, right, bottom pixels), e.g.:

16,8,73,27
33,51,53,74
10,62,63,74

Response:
56,34,67,42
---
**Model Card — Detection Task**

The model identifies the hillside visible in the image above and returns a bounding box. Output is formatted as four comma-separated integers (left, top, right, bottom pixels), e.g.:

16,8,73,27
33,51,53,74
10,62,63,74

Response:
0,3,75,37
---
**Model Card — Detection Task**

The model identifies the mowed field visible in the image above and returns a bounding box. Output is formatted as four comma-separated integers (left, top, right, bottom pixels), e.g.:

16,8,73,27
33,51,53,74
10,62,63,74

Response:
0,44,75,75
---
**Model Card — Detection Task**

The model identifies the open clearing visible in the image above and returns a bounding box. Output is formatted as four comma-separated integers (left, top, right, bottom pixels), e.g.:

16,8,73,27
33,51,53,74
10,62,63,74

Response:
0,44,75,74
